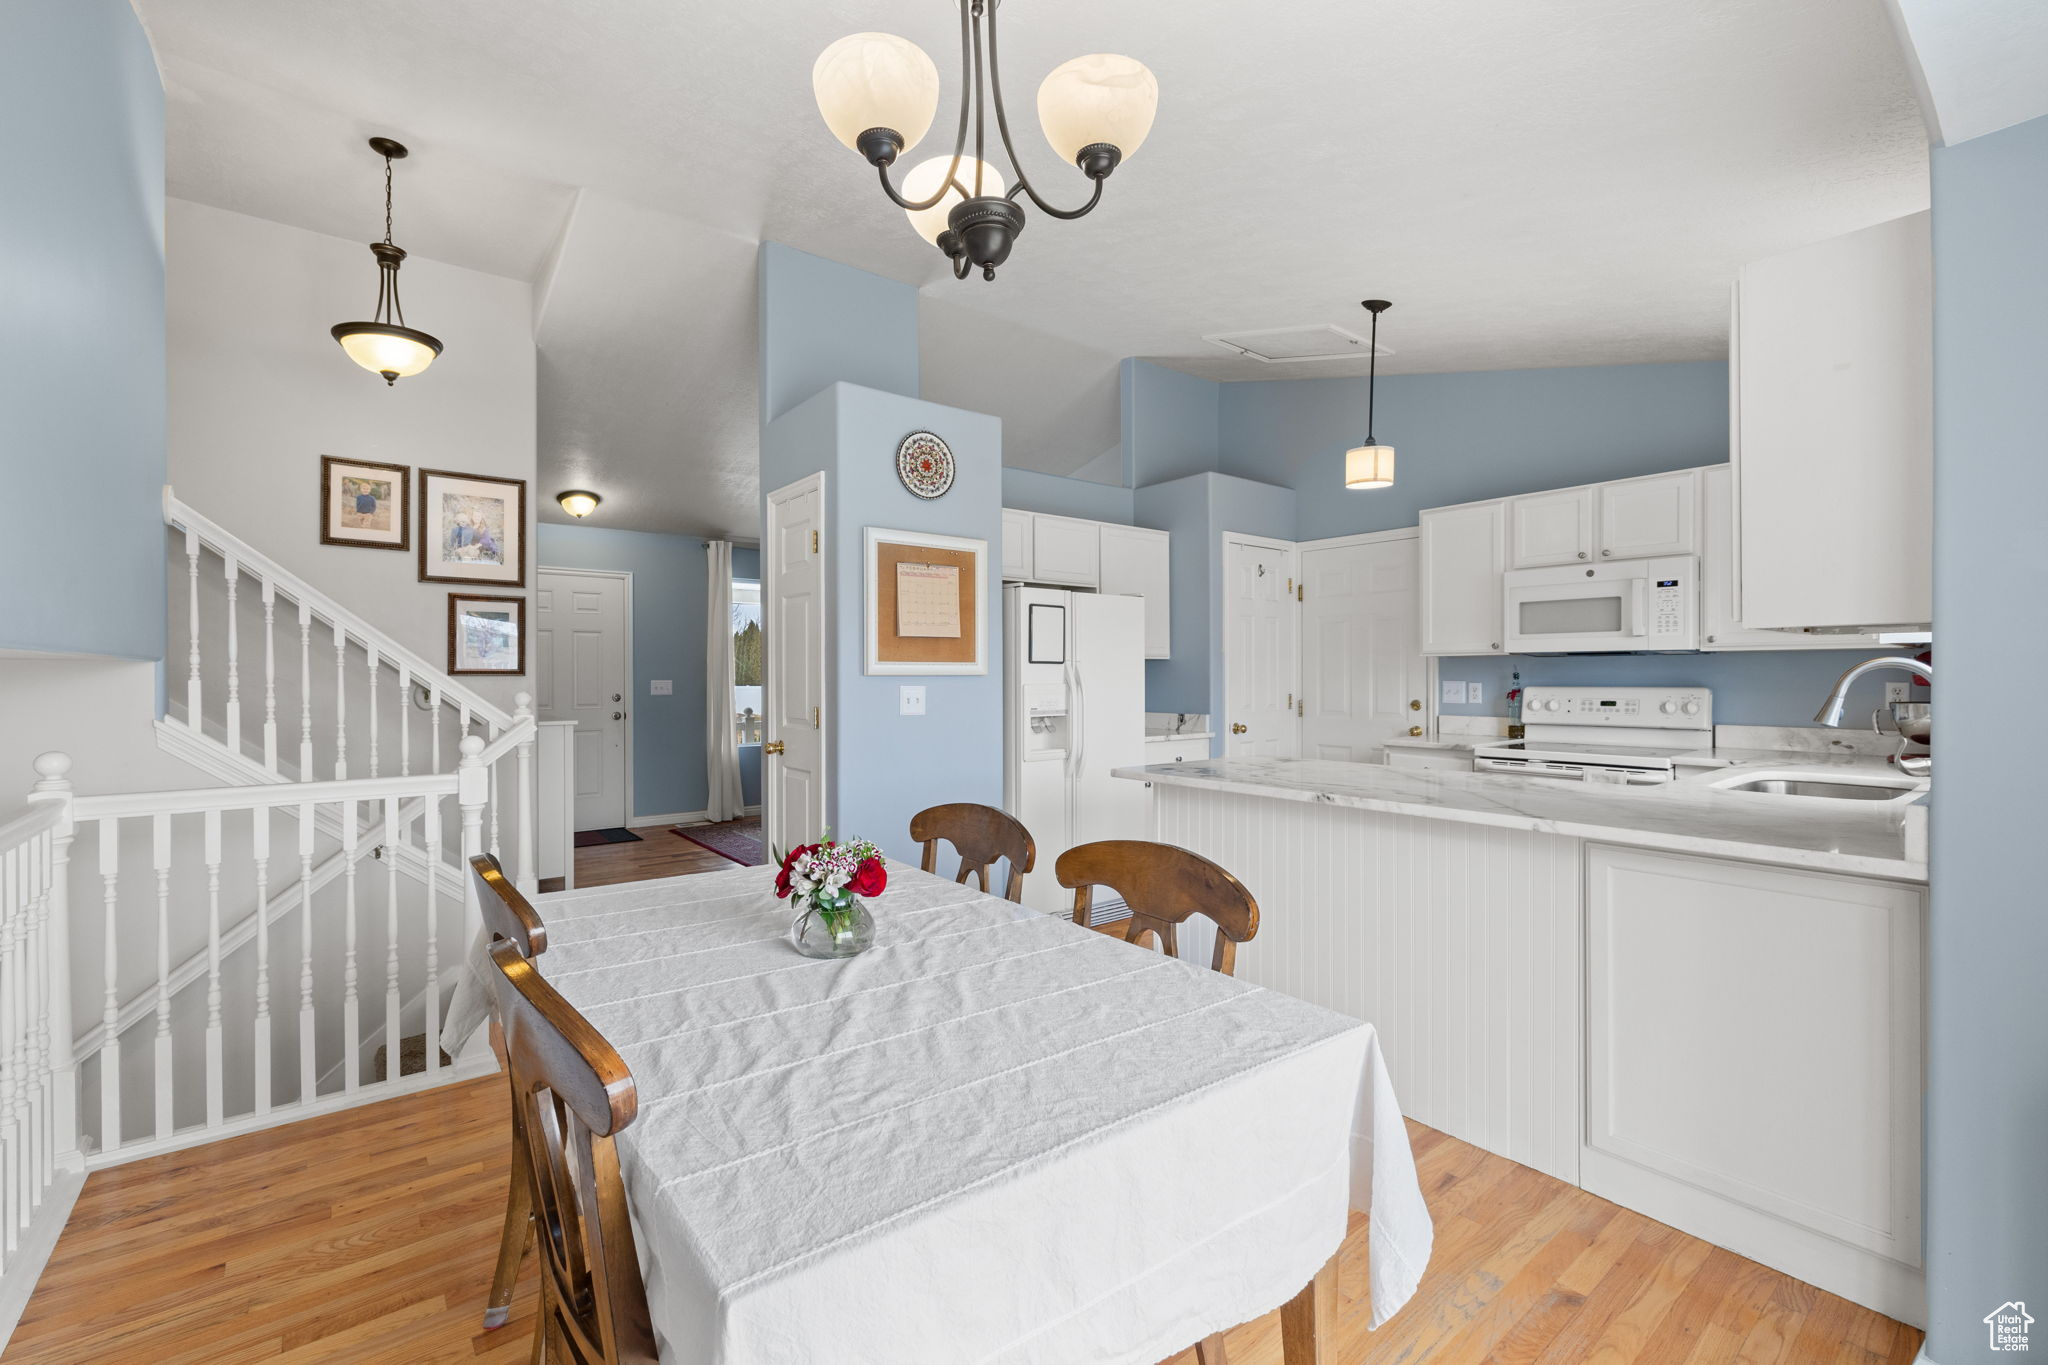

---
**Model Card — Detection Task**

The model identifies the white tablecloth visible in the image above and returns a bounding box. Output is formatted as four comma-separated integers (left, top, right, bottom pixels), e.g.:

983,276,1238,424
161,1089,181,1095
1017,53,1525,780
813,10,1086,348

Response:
447,863,1432,1364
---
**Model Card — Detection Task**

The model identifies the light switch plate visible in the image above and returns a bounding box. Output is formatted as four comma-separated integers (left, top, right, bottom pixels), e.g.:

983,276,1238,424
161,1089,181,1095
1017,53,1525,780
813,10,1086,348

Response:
1441,680,1465,705
1466,682,1484,704
899,685,927,716
649,680,673,696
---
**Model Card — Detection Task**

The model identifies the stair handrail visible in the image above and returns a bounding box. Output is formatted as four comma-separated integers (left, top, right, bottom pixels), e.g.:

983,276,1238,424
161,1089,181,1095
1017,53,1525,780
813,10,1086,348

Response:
162,485,515,732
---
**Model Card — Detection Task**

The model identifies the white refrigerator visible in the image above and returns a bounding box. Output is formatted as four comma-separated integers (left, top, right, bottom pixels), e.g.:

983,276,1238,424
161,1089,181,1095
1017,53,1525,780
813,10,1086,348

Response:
1003,587,1149,917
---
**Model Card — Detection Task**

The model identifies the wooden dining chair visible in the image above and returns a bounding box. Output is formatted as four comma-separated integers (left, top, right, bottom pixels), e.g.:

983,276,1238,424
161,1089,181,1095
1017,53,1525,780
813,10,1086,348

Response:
1054,840,1261,977
469,853,547,1330
484,937,657,1364
910,803,1036,903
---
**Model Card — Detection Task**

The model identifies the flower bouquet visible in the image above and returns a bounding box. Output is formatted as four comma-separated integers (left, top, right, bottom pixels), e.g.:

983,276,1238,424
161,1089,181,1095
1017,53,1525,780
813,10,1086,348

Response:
774,837,887,959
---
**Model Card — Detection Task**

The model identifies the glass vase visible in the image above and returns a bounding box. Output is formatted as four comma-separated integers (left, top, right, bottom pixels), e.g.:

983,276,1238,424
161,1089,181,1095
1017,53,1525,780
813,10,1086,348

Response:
791,891,875,959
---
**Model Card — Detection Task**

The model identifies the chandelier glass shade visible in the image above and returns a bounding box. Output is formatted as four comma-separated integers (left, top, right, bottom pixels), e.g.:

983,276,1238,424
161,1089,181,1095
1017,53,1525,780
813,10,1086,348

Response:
813,1,1157,281
331,138,442,386
1345,300,1396,491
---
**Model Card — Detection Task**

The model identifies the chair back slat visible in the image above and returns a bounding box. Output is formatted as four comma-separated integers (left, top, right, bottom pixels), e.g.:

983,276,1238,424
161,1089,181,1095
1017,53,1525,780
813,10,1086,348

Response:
1054,840,1260,976
486,940,655,1363
470,852,547,958
910,803,1036,903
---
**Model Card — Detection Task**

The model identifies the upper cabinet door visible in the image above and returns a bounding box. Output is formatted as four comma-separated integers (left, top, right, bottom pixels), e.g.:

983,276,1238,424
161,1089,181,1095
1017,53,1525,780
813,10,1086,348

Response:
1029,514,1101,588
1420,501,1506,655
1700,465,1883,651
1597,469,1699,560
1508,486,1596,568
1098,524,1172,658
1000,508,1034,582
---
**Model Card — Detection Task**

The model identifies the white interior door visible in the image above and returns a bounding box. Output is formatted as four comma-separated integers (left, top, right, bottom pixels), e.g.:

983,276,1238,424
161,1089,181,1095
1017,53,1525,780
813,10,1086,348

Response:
535,569,629,831
1222,536,1299,758
764,474,826,854
1300,535,1425,762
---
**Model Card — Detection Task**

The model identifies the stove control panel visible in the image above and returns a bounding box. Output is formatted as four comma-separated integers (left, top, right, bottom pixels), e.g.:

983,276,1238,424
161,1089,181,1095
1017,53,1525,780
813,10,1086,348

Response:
1520,686,1712,730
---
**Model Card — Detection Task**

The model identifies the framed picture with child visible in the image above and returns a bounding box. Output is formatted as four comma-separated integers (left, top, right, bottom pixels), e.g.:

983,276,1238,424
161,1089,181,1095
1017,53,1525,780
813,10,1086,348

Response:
418,468,526,587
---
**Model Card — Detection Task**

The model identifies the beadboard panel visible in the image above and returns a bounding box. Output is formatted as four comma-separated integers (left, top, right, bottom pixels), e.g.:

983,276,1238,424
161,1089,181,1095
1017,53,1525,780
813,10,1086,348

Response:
1154,783,1581,1183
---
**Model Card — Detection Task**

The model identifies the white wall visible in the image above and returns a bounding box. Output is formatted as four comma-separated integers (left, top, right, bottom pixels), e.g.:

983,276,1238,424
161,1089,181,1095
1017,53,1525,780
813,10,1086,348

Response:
166,198,537,712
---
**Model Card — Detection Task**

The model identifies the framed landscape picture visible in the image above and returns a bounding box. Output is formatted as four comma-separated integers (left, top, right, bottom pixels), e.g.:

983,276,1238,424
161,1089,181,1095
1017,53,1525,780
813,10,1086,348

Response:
448,593,526,675
419,468,526,586
319,455,410,550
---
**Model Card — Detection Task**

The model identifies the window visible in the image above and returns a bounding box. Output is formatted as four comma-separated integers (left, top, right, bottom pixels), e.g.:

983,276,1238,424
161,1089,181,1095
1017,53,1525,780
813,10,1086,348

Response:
733,579,762,746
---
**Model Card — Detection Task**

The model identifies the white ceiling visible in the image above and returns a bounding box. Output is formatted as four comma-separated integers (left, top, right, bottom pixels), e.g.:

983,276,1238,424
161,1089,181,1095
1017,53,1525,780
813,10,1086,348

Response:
138,0,1932,536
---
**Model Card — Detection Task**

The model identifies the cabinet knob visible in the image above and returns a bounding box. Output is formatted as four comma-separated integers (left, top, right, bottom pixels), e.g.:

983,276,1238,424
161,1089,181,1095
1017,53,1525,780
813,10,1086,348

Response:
1601,549,1612,557
1409,726,1424,737
1490,642,1500,650
1577,551,1588,559
1409,699,1422,711
612,711,624,721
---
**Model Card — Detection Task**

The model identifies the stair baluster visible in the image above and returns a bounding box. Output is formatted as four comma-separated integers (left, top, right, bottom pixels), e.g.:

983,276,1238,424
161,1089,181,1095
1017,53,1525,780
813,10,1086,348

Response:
297,600,314,781
151,813,172,1142
382,795,402,1085
296,803,315,1106
340,800,359,1094
365,644,380,780
260,579,279,774
223,557,241,760
332,624,348,782
185,530,202,733
202,809,223,1127
96,824,120,1152
422,795,442,1075
251,811,271,1115
396,665,412,778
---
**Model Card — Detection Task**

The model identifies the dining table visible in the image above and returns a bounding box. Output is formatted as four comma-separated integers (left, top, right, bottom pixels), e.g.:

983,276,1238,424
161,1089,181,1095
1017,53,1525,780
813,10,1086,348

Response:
446,859,1433,1365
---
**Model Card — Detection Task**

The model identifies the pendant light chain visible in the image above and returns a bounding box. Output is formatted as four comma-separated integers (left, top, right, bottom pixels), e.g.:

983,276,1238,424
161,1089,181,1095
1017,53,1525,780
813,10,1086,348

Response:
383,153,395,247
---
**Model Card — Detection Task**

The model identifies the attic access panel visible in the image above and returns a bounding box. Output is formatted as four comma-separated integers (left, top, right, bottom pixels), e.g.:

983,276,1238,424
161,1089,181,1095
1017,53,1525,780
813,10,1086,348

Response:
1202,324,1394,364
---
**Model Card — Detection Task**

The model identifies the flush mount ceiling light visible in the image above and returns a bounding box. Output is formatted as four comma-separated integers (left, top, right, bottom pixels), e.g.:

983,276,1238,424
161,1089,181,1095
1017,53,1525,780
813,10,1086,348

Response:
557,490,601,519
330,137,442,386
1345,301,1397,491
812,4,1157,282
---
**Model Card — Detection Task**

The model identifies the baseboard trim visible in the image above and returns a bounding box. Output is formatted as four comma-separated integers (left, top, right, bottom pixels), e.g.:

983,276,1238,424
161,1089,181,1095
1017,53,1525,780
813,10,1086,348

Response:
0,1166,87,1348
629,809,707,829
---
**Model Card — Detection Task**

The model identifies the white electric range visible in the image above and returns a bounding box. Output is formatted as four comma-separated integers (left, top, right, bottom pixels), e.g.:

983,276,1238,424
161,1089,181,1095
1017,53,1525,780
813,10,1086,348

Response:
1472,685,1712,785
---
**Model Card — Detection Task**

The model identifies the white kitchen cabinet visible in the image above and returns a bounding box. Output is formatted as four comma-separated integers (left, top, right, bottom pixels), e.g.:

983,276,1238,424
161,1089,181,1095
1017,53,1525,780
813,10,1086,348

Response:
1508,486,1596,568
1027,514,1102,588
1582,846,1924,1320
1000,508,1034,582
1099,524,1172,659
1734,212,1932,630
1701,465,1883,650
1596,468,1698,561
1420,500,1505,655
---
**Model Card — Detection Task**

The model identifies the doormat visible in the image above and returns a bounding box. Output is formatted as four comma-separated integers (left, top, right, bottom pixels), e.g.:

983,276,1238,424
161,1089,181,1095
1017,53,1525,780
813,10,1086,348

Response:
674,816,764,867
573,827,643,848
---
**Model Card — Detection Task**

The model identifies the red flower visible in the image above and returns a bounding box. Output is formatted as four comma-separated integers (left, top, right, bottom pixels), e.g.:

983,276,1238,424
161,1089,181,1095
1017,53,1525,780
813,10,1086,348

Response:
849,857,888,898
774,843,816,899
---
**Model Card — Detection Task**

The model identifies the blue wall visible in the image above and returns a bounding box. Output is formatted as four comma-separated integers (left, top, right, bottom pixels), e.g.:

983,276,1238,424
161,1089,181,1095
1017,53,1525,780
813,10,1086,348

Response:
0,0,165,659
1434,650,1901,729
1000,467,1135,524
757,241,918,424
1924,112,2048,1365
1123,358,1221,486
537,524,762,818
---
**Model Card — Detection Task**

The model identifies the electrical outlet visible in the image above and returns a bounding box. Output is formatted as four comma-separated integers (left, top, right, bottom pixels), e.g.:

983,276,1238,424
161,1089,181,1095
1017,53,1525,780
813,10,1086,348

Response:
899,685,927,716
1441,680,1465,705
1467,682,1484,704
649,679,673,696
1884,682,1910,703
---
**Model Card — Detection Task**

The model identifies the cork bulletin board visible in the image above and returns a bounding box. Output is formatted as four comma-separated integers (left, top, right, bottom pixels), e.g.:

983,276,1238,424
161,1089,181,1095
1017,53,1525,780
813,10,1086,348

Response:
864,527,988,675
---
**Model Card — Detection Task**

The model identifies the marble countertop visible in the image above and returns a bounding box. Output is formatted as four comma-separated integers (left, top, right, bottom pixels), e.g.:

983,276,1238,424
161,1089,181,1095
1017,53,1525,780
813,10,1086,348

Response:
1114,752,1927,882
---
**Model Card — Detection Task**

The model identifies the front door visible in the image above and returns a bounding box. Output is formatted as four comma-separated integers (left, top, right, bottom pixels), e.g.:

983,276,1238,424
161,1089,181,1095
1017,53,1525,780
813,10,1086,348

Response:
1222,537,1299,758
764,475,826,854
1300,535,1425,762
535,568,629,830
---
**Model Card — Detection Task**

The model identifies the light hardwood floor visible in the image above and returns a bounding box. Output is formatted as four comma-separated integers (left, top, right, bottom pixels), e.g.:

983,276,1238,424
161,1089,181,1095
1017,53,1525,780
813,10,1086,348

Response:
7,1071,1920,1364
539,828,743,893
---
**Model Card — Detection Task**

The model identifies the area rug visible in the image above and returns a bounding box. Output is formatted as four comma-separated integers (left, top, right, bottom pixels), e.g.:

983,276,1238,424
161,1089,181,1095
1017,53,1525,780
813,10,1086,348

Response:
674,816,764,867
573,826,643,848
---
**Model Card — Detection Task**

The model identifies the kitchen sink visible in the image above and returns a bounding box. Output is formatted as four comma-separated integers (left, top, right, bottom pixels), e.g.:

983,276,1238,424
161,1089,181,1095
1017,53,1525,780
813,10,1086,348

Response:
1710,769,1926,802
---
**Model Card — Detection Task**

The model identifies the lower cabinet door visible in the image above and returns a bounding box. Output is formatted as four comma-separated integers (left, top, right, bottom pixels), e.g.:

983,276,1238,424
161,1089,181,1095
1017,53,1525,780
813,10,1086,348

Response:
1582,845,1924,1320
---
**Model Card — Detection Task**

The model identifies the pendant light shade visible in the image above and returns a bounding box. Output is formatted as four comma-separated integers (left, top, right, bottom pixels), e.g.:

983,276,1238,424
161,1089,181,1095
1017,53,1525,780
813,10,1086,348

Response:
901,155,1006,246
331,139,442,386
1037,54,1159,166
1346,299,1395,490
813,33,942,156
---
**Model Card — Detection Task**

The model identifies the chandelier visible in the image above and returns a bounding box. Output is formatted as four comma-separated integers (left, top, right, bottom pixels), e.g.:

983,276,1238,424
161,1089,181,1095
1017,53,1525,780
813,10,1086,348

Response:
330,137,442,386
812,2,1158,281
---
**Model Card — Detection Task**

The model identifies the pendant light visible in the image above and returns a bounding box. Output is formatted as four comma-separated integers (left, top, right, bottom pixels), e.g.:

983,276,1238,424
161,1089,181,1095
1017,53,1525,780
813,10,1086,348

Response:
330,138,442,386
1345,300,1396,490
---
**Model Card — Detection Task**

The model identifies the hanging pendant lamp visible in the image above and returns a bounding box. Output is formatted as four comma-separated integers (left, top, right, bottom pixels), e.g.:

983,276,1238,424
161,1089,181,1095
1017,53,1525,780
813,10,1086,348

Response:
331,137,442,386
1345,300,1396,490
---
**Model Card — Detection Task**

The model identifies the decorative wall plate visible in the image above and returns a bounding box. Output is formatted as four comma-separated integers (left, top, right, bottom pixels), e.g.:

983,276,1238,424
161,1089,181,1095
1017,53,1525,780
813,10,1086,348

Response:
896,430,956,500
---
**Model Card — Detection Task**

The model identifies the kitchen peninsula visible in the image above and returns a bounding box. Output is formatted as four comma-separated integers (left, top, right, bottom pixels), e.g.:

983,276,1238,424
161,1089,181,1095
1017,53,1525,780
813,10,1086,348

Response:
1115,755,1928,1325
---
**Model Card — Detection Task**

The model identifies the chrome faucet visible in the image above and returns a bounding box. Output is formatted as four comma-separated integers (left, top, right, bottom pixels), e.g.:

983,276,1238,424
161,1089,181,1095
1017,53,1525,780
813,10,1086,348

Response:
1812,657,1933,726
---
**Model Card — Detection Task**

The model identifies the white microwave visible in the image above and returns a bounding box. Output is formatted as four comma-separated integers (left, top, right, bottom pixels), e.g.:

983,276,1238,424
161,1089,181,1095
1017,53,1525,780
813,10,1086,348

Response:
1502,555,1700,653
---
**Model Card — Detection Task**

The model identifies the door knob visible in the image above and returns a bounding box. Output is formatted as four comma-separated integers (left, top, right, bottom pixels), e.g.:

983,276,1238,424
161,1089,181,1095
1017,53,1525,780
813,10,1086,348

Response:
1409,699,1422,711
612,711,624,721
612,693,622,702
1409,726,1424,737
764,740,786,756
1230,722,1248,735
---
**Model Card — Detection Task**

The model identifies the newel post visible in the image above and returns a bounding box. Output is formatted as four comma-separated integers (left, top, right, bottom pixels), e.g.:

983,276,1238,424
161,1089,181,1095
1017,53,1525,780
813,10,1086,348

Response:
513,692,537,895
27,752,80,1168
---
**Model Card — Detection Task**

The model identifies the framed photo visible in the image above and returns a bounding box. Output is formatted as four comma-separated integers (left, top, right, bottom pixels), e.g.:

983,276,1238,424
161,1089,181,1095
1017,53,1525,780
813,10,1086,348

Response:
448,593,526,675
864,527,987,676
319,455,410,550
419,468,526,586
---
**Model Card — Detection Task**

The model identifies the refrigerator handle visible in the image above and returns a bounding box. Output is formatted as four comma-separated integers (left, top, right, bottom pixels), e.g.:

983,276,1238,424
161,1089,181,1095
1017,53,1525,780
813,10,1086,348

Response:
1067,659,1086,780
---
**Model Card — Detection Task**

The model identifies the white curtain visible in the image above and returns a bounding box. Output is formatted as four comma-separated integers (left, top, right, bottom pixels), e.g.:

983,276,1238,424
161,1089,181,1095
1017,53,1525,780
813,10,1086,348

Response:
705,540,746,822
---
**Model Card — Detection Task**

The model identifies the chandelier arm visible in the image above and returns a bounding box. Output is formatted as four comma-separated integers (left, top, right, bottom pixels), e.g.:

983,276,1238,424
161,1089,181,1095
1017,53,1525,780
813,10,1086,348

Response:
982,0,1109,220
871,0,977,213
